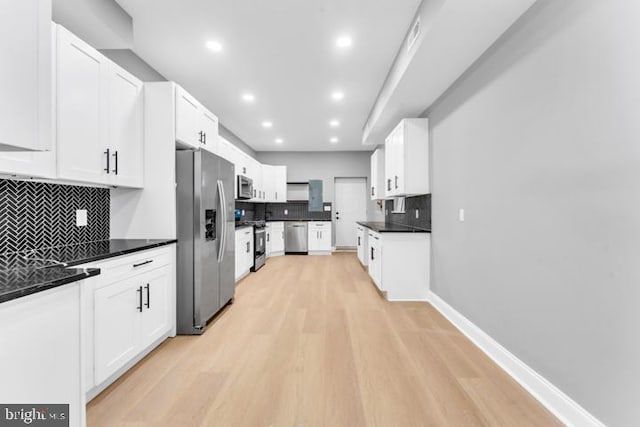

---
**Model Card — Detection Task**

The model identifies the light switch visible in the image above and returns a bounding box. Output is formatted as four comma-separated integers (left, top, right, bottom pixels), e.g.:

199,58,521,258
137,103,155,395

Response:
284,209,288,216
415,209,419,219
76,209,88,227
458,208,465,222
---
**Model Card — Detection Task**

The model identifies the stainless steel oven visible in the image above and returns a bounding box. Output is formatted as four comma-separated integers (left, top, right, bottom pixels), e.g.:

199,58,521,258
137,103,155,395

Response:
237,175,253,200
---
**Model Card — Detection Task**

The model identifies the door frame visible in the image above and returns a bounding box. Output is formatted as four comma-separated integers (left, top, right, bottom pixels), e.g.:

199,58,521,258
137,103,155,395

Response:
333,177,368,250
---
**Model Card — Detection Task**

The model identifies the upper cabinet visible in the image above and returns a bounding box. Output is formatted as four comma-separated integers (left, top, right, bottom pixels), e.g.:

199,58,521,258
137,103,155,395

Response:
262,165,287,203
384,118,429,197
0,0,52,152
56,25,143,188
370,147,385,200
175,85,219,154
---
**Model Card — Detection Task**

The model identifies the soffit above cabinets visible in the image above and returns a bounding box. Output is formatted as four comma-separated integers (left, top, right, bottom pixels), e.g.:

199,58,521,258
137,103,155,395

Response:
362,0,539,146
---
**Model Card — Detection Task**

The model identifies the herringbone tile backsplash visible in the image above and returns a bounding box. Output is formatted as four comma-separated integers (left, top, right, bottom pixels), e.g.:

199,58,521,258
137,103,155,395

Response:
0,179,110,255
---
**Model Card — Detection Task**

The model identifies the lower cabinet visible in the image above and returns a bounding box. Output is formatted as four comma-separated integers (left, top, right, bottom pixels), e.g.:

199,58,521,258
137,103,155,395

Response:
94,265,170,384
368,231,382,289
308,221,332,254
266,222,285,257
80,244,176,400
0,283,84,427
364,228,431,301
235,227,253,281
356,225,368,266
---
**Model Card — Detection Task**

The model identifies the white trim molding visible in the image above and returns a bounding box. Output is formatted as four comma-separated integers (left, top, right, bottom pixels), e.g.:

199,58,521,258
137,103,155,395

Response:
428,291,605,427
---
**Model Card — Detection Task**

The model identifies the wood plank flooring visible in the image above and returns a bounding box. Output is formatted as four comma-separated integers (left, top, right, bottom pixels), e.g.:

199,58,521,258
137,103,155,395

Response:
87,253,562,426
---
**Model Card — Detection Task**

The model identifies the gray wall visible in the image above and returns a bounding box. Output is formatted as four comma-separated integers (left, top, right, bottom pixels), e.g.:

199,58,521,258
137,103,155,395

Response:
220,125,257,158
427,0,640,425
256,151,385,244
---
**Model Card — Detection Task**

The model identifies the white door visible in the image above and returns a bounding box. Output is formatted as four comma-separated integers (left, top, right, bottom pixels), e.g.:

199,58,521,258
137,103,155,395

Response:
175,86,200,148
56,25,108,184
93,278,141,384
0,0,51,151
107,62,143,188
140,266,171,347
334,177,367,248
199,108,219,154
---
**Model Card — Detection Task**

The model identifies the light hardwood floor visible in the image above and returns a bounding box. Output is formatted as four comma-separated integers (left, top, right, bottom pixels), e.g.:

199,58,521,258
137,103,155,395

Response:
87,253,561,426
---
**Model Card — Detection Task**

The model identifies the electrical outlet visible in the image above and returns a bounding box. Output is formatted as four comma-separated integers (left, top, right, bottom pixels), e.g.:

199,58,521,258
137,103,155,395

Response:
458,208,465,222
284,209,288,216
241,209,245,216
76,209,87,227
415,209,419,219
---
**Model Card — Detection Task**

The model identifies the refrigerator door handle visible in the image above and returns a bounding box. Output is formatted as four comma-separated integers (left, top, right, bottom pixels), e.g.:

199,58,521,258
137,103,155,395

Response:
217,179,226,263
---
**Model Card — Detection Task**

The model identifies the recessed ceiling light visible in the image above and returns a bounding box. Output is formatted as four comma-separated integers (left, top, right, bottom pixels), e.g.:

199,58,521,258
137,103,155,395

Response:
206,40,223,52
329,119,340,127
330,137,339,143
331,91,344,101
336,36,353,48
275,138,283,144
262,121,273,128
242,93,255,102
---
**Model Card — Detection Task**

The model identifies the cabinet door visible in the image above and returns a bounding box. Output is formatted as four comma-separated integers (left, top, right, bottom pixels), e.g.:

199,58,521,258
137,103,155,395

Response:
175,86,200,148
319,227,331,251
108,62,143,188
308,228,320,251
94,277,141,384
265,229,272,257
235,231,243,280
245,234,254,270
140,266,171,348
272,226,285,253
0,0,52,151
0,150,53,178
273,166,287,203
356,228,363,263
394,123,406,194
199,108,219,154
56,25,109,184
370,151,378,200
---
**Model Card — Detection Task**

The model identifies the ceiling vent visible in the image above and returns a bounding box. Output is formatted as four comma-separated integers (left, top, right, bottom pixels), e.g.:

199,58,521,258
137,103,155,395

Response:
407,16,421,52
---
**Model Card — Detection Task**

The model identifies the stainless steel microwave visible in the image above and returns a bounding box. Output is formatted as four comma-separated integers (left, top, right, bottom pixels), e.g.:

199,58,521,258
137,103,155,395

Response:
237,175,253,199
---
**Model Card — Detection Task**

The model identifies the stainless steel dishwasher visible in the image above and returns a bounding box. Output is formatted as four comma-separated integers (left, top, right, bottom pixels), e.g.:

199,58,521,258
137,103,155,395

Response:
285,222,308,254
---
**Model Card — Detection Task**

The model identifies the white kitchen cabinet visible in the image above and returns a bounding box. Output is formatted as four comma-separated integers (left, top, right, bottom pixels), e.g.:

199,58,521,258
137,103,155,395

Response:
93,275,141,384
56,25,143,188
56,24,109,185
384,118,429,197
266,222,285,257
199,108,219,154
0,0,52,152
107,62,144,188
308,221,332,255
370,147,385,200
175,86,200,149
368,231,382,290
272,166,287,203
0,282,83,427
362,226,430,301
80,245,176,399
235,227,253,281
356,224,368,266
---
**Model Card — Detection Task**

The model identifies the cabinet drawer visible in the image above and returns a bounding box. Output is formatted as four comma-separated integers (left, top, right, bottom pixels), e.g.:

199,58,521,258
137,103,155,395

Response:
80,246,173,289
268,221,285,230
309,221,330,229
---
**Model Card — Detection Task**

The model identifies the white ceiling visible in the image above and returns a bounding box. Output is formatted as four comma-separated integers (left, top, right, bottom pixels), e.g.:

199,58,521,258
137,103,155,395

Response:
115,0,421,151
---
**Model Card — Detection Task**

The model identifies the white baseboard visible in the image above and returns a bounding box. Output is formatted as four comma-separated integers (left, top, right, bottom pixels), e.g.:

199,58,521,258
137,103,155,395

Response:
428,291,604,427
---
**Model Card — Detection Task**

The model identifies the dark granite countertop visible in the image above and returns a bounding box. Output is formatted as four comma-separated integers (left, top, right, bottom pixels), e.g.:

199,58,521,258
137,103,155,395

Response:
266,219,332,222
0,266,100,304
0,239,176,304
357,221,431,233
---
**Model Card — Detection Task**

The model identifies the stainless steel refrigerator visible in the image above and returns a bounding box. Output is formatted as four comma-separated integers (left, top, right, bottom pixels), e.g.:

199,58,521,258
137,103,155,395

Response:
176,150,235,335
